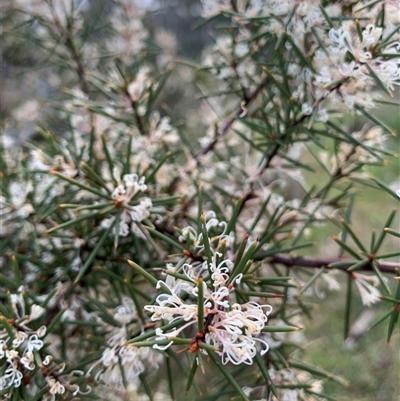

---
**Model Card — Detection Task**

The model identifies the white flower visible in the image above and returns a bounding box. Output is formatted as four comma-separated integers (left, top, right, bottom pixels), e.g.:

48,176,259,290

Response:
96,338,163,389
114,297,137,325
144,227,272,366
279,389,298,401
101,347,119,368
26,334,43,352
10,293,25,318
43,355,53,366
144,289,199,322
130,198,152,222
339,61,356,77
353,272,381,307
46,376,66,395
149,112,179,144
0,363,23,389
6,350,19,362
102,170,152,238
164,262,194,295
111,172,147,204
329,28,349,48
301,103,313,116
28,304,45,321
12,331,28,348
361,25,382,48
178,226,198,243
317,108,328,122
321,271,341,291
210,254,232,288
127,67,152,101
71,383,92,396
206,302,272,365
0,340,8,358
20,351,35,370
235,42,249,58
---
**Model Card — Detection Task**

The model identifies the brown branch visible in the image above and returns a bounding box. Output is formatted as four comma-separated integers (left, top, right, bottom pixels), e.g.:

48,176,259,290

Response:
261,253,399,274
128,96,146,136
185,75,270,171
48,5,90,95
230,0,238,13
253,79,347,181
237,79,349,218
64,35,89,95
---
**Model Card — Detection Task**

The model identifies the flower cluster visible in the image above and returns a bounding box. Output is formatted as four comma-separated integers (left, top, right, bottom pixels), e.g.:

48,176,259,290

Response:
88,298,163,390
105,0,148,63
0,0,397,399
144,213,273,365
0,289,90,399
0,324,45,392
101,168,152,237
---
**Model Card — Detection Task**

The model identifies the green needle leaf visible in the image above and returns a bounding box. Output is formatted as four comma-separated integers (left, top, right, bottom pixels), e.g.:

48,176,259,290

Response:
127,259,159,288
344,274,352,339
289,360,349,387
373,209,397,254
51,171,113,200
371,261,391,295
261,326,301,333
298,267,326,295
341,220,368,254
73,221,115,285
387,279,400,343
197,278,205,333
11,255,22,287
225,195,245,236
254,353,278,398
186,358,199,393
333,236,362,260
46,209,108,233
384,228,400,238
346,259,370,272
207,350,250,401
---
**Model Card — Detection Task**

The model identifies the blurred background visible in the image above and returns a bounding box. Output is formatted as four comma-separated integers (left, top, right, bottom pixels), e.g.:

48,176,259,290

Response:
1,1,399,400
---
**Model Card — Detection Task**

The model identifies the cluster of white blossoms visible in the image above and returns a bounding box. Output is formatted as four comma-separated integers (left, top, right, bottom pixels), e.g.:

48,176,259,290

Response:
0,301,45,392
27,147,78,205
144,212,273,365
89,297,163,390
63,85,179,194
0,289,90,399
12,0,89,31
101,167,152,237
105,0,148,63
0,181,34,238
201,0,399,118
291,1,399,112
311,23,399,111
203,34,257,88
126,66,153,104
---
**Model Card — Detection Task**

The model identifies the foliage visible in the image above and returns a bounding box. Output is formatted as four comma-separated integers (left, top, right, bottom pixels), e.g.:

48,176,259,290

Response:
1,0,399,400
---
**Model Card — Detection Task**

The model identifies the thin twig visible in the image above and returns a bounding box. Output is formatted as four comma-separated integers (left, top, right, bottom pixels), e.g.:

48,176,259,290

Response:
254,79,346,181
260,253,399,274
185,75,270,170
64,35,89,95
128,95,146,136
